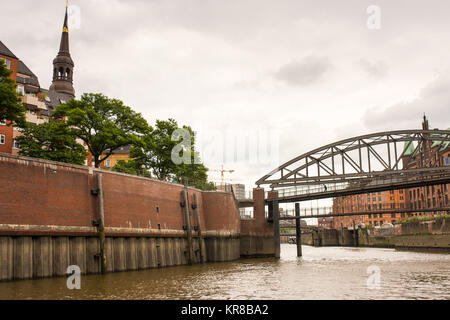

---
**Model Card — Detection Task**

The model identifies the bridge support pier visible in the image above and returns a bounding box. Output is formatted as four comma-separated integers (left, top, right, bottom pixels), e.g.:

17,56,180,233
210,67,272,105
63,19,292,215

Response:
295,203,302,257
268,191,280,259
352,220,358,247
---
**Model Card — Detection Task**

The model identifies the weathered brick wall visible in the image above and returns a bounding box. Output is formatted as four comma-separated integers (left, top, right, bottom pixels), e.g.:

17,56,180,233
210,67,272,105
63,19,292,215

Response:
0,153,238,235
101,171,207,231
240,188,273,236
202,191,240,234
0,155,96,228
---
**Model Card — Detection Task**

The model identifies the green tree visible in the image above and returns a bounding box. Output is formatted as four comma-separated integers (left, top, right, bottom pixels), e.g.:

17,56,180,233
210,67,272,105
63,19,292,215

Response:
176,161,216,190
112,159,150,177
129,118,214,190
129,119,180,180
0,59,26,126
52,93,151,168
15,121,87,165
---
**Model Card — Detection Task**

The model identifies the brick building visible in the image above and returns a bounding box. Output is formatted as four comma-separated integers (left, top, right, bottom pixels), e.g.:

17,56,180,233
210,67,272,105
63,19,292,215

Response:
333,116,449,228
0,4,76,156
318,217,334,229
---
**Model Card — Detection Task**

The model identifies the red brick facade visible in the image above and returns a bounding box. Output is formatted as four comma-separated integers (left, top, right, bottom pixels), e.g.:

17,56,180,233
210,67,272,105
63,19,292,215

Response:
0,153,240,236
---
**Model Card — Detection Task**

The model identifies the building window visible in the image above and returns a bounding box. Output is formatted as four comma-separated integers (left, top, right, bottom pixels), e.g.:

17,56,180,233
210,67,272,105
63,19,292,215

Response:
13,139,19,149
0,134,5,144
156,206,159,214
391,213,395,218
0,119,6,125
0,57,11,69
444,157,450,166
106,159,111,168
16,85,25,96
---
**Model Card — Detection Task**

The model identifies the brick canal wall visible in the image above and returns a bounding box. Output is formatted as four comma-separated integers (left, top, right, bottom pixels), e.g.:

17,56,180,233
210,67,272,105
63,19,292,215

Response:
296,218,450,251
240,188,275,257
0,153,242,281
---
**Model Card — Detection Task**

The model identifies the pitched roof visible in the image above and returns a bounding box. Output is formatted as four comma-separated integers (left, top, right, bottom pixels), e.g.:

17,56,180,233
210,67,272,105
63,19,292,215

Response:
17,60,35,77
16,60,40,87
45,89,74,110
403,140,415,156
0,41,17,59
431,128,450,151
110,145,132,154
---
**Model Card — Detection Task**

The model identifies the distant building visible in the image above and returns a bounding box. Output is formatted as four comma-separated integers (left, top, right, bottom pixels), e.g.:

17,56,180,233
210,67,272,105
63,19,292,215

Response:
0,41,50,155
332,116,449,228
318,217,334,229
216,183,246,199
216,183,247,217
93,145,132,169
0,5,77,157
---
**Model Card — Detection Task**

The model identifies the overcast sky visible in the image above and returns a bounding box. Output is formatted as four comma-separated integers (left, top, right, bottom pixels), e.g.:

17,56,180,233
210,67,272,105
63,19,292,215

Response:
2,0,450,191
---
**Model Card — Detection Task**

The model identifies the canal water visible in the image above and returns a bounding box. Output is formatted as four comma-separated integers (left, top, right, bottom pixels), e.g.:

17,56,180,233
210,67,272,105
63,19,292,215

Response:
0,245,449,300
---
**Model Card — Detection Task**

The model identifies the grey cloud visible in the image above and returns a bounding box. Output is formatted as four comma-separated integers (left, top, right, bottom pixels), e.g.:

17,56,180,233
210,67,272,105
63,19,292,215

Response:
358,59,388,79
363,74,450,130
274,56,332,86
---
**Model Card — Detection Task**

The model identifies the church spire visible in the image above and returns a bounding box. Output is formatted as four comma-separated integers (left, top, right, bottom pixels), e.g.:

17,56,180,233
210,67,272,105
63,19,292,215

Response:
49,1,75,97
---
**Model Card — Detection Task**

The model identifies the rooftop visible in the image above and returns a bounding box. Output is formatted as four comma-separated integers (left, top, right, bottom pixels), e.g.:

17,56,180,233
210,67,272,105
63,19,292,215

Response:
0,41,17,59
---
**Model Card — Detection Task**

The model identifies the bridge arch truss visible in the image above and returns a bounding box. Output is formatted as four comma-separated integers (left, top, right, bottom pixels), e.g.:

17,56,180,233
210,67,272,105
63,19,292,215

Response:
256,130,450,193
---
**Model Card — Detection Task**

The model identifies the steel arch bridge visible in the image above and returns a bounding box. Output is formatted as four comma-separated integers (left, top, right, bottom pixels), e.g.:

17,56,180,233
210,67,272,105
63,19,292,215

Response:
256,129,450,202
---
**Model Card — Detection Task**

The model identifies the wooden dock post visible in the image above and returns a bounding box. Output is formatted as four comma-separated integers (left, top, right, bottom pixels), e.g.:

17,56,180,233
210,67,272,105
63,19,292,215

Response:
295,203,302,257
181,187,194,265
272,200,280,258
96,174,107,274
192,193,205,263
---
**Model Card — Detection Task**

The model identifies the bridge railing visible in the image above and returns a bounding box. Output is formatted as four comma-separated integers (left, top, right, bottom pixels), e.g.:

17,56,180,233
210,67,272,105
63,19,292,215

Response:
275,202,450,219
269,172,449,200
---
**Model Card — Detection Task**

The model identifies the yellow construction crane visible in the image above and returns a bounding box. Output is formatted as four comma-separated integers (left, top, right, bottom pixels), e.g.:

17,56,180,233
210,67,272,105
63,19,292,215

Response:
210,164,234,186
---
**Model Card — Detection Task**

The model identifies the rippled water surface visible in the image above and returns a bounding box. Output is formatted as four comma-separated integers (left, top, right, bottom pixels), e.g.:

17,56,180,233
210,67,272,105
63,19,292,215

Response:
1,245,449,299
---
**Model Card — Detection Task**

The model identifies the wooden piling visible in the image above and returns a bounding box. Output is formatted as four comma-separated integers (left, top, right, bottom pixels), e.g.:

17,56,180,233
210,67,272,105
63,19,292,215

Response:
182,187,194,265
272,200,280,258
192,193,205,263
96,174,107,273
295,203,302,257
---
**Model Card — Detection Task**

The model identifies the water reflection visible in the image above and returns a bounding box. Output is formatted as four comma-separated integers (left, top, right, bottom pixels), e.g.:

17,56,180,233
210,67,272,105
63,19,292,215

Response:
0,245,449,300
